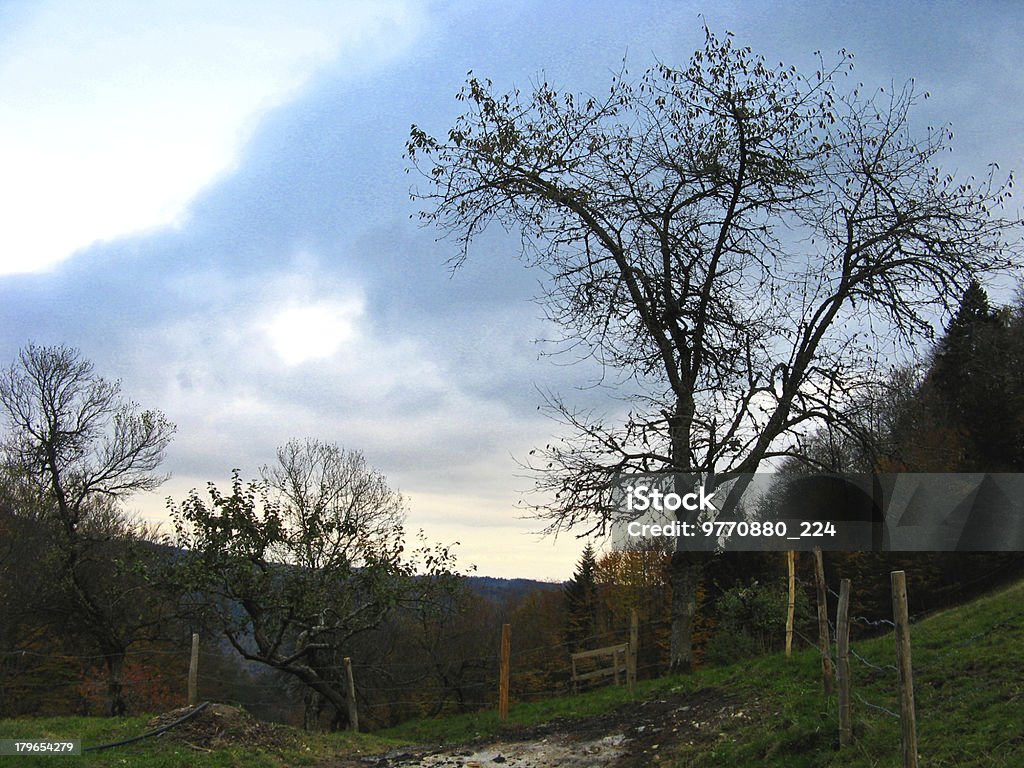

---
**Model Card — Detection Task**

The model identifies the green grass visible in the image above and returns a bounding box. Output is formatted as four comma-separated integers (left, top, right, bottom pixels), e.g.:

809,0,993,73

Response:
657,578,1024,767
0,713,401,767
377,669,724,745
380,578,1024,767
4,579,1023,766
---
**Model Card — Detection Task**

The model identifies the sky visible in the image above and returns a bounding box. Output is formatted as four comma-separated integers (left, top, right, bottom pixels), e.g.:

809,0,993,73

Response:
1,0,1022,580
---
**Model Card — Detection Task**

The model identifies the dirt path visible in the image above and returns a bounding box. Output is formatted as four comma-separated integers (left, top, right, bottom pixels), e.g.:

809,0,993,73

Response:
342,687,756,768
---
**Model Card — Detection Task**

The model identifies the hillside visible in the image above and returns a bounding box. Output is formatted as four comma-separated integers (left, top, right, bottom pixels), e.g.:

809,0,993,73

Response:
3,577,1022,766
373,576,1024,766
466,575,562,603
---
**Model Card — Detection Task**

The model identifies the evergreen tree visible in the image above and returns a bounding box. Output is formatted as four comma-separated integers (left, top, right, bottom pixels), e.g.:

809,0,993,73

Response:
563,542,599,650
929,281,1024,470
931,280,996,415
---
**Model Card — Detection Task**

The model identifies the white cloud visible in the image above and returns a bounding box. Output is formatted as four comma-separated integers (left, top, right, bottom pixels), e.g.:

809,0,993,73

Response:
0,0,421,275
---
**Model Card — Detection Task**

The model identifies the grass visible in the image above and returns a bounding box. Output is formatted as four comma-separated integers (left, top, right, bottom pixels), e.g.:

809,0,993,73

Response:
657,578,1024,767
0,713,400,767
3,579,1023,766
377,669,724,745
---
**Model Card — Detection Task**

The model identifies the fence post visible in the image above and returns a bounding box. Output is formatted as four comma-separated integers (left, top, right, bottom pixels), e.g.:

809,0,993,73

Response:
344,657,359,733
627,608,638,696
498,623,511,720
814,548,834,695
891,571,919,768
837,578,852,747
188,633,199,706
786,550,796,657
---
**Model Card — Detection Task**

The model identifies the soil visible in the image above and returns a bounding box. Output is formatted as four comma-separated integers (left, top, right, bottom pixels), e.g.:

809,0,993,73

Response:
147,703,299,751
145,685,761,766
340,687,759,768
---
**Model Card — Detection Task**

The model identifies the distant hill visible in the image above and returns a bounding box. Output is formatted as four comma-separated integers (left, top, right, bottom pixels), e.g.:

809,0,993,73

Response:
465,575,562,603
1,508,564,613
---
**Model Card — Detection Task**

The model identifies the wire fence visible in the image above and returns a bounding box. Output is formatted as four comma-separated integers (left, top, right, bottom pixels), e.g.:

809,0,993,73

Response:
0,612,674,724
777,558,1024,767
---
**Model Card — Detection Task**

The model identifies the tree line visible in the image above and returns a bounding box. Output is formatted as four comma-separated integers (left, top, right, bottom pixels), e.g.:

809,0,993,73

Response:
0,343,665,729
0,343,472,728
564,280,1024,671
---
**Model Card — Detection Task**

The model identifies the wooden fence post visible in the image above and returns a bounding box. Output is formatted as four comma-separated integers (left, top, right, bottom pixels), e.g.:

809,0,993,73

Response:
627,608,638,696
344,657,359,733
188,633,199,706
891,571,919,768
837,578,852,747
814,548,834,695
786,550,796,657
498,623,511,720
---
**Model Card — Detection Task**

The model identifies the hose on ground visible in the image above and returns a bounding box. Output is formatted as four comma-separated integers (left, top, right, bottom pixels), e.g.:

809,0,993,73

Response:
83,701,212,752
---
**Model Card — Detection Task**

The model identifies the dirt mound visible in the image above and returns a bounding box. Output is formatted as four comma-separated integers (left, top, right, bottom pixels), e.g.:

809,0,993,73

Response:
148,703,297,750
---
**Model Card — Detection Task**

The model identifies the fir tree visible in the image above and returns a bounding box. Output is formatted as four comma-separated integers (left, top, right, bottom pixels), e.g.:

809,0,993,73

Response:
563,542,599,651
929,281,1023,469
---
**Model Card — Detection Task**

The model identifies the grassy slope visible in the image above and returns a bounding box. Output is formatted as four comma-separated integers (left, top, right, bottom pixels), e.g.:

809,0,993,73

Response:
649,576,1024,767
3,579,1022,767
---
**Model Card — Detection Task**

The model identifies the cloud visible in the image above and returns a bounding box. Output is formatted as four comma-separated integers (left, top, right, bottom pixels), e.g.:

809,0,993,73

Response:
0,0,422,276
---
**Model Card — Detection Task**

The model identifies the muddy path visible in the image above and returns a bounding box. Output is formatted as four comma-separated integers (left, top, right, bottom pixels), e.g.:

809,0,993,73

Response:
341,687,758,768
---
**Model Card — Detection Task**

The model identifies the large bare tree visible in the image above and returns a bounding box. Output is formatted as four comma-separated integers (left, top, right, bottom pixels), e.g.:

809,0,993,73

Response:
407,29,1018,669
0,343,176,713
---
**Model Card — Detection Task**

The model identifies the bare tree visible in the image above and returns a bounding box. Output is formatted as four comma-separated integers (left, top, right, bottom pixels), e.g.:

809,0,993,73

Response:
407,29,1018,669
263,438,406,571
0,343,176,713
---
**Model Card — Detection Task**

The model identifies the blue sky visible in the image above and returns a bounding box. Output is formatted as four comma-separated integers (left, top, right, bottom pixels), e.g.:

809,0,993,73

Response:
1,1,1022,579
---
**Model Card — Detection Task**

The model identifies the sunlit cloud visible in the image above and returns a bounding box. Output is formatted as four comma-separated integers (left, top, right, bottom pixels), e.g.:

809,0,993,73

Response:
0,0,420,276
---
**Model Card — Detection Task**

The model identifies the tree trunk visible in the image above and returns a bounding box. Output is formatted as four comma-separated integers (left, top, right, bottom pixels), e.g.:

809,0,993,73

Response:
668,551,703,672
288,665,351,732
105,651,127,717
303,689,324,731
666,394,703,672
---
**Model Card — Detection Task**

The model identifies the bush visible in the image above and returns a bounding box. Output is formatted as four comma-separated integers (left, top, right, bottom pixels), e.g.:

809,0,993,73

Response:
704,579,809,666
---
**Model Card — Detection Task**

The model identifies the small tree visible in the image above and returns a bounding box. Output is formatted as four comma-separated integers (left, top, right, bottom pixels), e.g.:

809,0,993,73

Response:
408,29,1018,669
563,541,599,651
594,543,672,673
0,344,176,715
169,439,461,731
